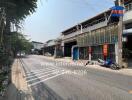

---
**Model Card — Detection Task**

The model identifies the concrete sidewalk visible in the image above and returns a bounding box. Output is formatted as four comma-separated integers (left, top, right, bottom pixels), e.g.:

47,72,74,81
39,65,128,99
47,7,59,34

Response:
2,59,34,100
39,55,132,76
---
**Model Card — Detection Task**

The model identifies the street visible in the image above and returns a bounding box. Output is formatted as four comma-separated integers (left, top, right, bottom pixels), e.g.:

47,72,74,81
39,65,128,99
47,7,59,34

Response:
20,55,132,100
1,0,132,100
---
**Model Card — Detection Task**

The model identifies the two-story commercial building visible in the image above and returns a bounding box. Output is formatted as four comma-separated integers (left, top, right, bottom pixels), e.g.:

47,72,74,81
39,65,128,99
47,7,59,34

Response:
60,9,119,62
123,0,132,53
122,0,132,66
42,0,132,67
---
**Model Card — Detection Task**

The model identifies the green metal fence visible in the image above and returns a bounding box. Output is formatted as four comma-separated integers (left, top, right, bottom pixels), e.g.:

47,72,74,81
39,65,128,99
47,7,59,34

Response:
77,23,118,60
77,23,118,47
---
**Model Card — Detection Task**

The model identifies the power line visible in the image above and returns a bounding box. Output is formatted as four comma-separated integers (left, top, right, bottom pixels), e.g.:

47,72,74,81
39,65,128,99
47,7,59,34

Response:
67,0,98,13
67,0,114,13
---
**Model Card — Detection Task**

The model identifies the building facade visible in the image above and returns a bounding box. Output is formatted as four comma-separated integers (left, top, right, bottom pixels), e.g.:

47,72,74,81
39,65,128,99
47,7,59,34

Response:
122,0,132,66
43,39,56,56
42,0,132,67
60,9,119,62
32,41,44,50
31,41,44,54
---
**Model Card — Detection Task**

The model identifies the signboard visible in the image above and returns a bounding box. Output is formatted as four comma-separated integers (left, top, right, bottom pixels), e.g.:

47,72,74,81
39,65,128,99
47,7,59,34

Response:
111,6,124,17
89,47,92,54
103,44,108,56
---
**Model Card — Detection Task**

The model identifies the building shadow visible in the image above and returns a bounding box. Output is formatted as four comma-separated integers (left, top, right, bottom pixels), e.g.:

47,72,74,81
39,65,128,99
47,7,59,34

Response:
0,83,33,100
31,82,64,100
17,55,29,59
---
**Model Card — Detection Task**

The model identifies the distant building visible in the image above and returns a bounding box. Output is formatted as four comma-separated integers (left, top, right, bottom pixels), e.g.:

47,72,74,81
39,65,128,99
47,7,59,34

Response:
31,41,44,50
31,41,44,54
42,39,56,56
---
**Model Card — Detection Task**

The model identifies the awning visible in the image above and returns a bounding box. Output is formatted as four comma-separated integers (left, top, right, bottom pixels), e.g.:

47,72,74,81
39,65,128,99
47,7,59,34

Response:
123,29,132,35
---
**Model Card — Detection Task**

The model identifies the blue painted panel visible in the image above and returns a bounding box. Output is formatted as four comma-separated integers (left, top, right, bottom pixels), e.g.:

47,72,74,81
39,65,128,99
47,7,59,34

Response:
73,47,79,60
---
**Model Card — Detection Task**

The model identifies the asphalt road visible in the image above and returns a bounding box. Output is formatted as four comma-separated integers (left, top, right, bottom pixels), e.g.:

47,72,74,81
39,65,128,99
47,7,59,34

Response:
20,55,132,100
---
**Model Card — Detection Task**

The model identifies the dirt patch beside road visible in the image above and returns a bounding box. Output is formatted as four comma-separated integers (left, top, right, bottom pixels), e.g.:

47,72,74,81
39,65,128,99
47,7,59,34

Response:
5,59,34,100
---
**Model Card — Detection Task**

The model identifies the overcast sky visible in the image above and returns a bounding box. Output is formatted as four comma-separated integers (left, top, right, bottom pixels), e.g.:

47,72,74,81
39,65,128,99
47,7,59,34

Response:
23,0,114,43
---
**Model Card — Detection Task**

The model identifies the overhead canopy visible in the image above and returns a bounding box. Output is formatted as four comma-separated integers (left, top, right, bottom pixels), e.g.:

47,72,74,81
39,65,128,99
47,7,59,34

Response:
123,29,132,35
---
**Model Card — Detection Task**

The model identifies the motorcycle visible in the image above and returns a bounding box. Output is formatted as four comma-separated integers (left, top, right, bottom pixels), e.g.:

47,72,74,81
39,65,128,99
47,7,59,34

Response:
98,59,120,70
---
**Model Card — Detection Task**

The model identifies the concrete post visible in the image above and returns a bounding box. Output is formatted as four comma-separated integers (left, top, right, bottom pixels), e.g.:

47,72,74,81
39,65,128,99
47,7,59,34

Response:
61,42,65,57
89,46,92,61
54,46,57,58
115,42,119,64
117,0,124,67
89,53,91,61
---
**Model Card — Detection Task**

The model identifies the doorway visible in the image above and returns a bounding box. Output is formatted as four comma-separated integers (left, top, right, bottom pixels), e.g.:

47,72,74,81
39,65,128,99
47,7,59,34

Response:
64,41,77,57
73,47,79,60
123,35,132,67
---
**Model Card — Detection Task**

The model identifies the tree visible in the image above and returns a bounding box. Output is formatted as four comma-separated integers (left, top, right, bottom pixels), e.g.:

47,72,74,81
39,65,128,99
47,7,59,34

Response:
0,0,38,57
11,32,33,57
0,0,38,47
0,0,38,88
0,0,38,25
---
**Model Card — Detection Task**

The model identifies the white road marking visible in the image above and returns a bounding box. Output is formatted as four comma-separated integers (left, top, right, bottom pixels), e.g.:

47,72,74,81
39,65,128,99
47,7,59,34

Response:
26,68,62,77
22,59,68,87
26,66,58,74
26,69,64,79
27,70,65,82
31,65,59,71
26,67,60,76
28,72,66,87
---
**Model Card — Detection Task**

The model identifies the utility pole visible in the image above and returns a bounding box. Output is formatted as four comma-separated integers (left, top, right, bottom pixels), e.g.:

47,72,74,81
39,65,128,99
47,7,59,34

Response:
89,30,92,61
118,0,124,67
76,24,82,60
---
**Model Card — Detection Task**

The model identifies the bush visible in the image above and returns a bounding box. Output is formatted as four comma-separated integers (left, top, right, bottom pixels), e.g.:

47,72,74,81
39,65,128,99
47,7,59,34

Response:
0,47,13,66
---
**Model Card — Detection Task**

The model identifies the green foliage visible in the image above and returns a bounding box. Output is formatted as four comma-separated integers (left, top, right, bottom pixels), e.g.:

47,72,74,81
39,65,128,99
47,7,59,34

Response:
0,47,9,65
11,32,32,56
0,0,38,24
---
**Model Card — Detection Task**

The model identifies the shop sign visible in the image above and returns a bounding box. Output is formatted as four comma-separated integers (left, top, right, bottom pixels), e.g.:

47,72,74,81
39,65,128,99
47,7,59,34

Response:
103,44,108,56
89,47,92,54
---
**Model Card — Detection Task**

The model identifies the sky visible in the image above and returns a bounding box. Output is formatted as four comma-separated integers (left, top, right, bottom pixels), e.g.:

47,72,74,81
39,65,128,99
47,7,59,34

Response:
23,0,115,43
